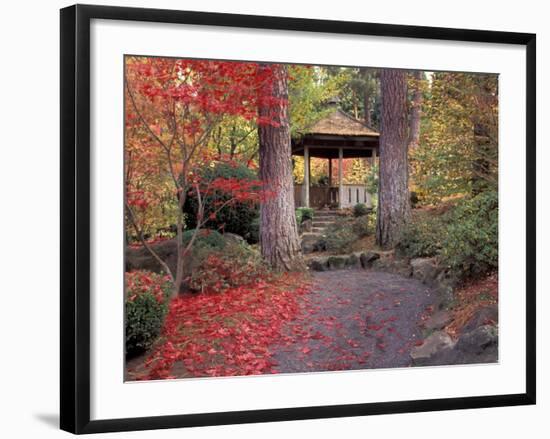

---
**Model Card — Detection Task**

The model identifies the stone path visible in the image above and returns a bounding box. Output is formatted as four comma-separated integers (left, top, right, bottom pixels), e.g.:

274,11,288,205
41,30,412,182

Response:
271,269,436,373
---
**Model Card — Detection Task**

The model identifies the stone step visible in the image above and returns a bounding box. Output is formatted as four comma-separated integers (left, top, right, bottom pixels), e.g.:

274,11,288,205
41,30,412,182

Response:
315,210,339,215
314,214,339,220
312,221,335,227
311,227,327,233
301,232,324,238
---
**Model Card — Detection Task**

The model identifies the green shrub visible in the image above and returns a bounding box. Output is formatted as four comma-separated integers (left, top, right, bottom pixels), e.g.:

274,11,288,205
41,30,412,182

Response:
353,203,370,217
351,215,373,237
180,229,230,281
366,162,379,195
322,214,374,253
296,207,314,224
440,191,498,278
187,242,269,293
397,214,447,259
324,220,357,253
247,217,260,244
183,162,259,240
125,271,173,355
181,228,225,251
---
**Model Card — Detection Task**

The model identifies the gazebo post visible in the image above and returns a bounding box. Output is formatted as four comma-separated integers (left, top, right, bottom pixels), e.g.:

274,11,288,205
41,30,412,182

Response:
338,147,343,209
303,145,310,207
328,158,333,206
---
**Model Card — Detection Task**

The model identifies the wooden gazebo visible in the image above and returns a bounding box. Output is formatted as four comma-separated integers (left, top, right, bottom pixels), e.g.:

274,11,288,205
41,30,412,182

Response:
292,106,380,209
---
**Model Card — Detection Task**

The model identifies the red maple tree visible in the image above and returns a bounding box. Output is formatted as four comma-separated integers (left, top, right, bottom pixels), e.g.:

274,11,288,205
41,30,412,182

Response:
125,56,284,296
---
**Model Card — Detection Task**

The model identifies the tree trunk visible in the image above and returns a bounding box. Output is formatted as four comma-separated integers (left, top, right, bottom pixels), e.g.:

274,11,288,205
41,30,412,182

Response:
472,121,492,195
471,78,498,195
376,69,411,249
364,92,372,127
258,64,305,271
408,70,423,149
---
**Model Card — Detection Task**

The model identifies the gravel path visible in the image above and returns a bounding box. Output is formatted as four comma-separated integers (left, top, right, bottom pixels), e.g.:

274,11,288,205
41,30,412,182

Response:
271,269,436,373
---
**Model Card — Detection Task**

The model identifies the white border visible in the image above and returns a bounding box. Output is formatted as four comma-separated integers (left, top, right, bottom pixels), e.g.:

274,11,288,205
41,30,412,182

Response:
90,19,526,421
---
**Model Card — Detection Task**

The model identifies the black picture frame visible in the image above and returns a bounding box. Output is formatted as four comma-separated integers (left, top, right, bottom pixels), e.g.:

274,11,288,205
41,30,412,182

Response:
60,4,536,434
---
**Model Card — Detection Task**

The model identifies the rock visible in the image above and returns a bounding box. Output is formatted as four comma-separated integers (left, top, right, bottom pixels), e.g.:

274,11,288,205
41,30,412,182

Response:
461,305,498,334
301,234,327,254
424,310,452,331
223,232,245,245
308,257,328,272
432,270,458,310
125,239,178,275
345,253,361,268
410,331,456,365
410,257,441,284
301,235,321,254
300,219,313,233
392,259,413,278
327,256,347,270
371,258,387,270
456,324,498,355
413,325,499,366
360,251,381,268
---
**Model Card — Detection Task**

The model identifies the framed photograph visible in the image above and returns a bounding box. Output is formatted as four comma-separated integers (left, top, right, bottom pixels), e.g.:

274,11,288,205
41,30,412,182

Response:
60,4,536,434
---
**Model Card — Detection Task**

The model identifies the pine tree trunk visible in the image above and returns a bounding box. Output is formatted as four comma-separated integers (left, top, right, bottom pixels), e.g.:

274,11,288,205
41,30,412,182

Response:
364,93,372,127
258,64,305,271
408,70,423,149
376,69,411,249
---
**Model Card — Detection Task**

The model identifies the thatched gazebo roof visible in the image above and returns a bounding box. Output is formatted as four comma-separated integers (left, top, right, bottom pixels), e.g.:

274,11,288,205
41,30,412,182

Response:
291,108,379,159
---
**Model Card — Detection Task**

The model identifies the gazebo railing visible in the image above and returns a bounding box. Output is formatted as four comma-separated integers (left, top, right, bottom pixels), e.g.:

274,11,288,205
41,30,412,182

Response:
294,184,372,209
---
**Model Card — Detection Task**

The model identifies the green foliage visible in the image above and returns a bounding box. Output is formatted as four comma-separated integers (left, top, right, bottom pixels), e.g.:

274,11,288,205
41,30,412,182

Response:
353,203,370,217
188,242,269,293
324,223,357,253
365,162,379,195
397,214,447,259
288,65,342,135
296,207,314,224
351,215,374,237
181,229,226,251
325,67,380,128
324,216,373,253
183,162,259,240
397,191,498,280
248,217,260,244
209,115,258,159
125,271,172,355
411,72,498,204
440,191,498,278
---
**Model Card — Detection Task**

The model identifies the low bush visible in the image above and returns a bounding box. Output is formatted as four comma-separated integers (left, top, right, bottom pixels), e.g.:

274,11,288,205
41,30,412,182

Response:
187,242,269,293
296,207,314,224
440,191,498,278
351,215,373,237
125,271,173,355
181,229,225,251
353,203,370,217
324,220,358,253
322,213,375,253
397,191,498,280
397,214,447,259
